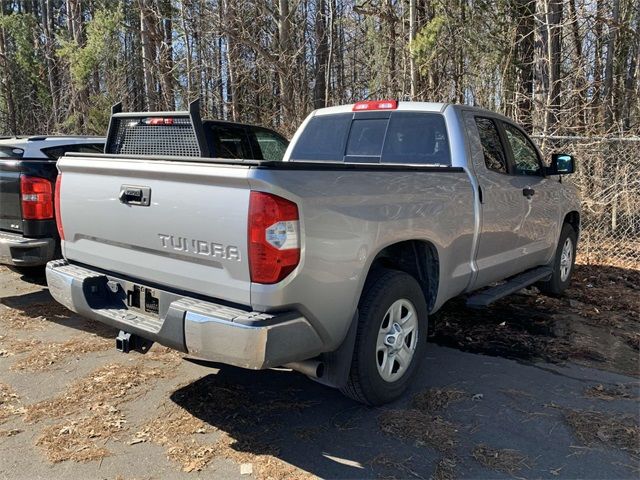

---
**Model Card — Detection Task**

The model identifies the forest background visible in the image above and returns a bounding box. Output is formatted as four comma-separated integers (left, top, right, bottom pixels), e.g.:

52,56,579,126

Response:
0,0,638,266
0,0,637,138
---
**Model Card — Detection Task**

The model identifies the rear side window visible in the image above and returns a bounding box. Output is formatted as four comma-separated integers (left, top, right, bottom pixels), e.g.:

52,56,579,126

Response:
253,128,288,161
209,124,253,159
0,146,24,158
290,112,450,165
42,143,104,159
475,117,508,174
290,114,352,161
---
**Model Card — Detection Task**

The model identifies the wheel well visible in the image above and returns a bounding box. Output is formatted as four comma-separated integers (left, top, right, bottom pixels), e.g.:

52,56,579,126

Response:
366,240,439,311
564,211,580,234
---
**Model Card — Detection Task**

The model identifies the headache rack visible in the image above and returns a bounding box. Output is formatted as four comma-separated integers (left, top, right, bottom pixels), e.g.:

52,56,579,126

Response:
104,99,210,157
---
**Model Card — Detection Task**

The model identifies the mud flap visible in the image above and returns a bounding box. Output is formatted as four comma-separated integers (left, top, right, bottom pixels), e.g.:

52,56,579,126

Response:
313,310,359,389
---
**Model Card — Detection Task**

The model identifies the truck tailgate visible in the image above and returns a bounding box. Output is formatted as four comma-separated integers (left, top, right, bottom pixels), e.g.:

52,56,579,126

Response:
57,156,252,305
0,161,23,233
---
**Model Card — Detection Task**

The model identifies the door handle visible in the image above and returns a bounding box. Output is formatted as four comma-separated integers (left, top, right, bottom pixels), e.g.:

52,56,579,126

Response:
119,185,151,206
522,187,535,198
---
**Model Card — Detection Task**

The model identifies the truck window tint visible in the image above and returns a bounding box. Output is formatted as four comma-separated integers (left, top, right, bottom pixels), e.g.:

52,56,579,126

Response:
0,146,24,158
382,113,450,165
475,117,507,173
289,114,352,161
210,125,252,159
42,143,104,159
345,118,387,157
503,123,541,175
254,129,288,161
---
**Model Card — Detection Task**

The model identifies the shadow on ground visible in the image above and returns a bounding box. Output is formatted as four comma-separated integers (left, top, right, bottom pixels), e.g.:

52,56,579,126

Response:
172,345,639,479
1,290,117,339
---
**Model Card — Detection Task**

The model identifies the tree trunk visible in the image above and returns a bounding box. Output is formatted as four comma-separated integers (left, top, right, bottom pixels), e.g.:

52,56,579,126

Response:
278,0,292,125
139,1,156,110
603,0,620,130
313,0,328,109
409,0,417,98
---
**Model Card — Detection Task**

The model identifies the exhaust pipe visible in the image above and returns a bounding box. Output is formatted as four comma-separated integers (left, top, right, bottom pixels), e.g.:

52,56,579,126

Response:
284,360,325,379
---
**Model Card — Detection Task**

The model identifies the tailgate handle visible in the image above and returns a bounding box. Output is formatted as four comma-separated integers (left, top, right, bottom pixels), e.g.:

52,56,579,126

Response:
119,185,151,206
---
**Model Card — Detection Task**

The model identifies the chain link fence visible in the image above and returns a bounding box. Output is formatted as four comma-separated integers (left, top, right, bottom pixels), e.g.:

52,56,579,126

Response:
534,136,640,270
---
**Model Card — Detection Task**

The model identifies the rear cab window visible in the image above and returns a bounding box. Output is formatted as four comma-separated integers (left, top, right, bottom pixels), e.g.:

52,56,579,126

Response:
290,112,451,165
208,124,253,159
0,146,24,158
42,143,104,159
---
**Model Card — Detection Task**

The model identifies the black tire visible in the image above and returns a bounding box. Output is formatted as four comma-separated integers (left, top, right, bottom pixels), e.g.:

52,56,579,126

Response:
539,223,577,296
340,269,428,406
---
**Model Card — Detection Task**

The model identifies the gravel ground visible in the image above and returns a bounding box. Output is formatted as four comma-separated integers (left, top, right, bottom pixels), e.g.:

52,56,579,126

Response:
0,263,638,480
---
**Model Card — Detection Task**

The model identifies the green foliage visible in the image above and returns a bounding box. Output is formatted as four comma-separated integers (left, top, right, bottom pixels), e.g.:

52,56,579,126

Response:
57,7,123,89
410,14,446,73
0,14,49,99
87,93,117,134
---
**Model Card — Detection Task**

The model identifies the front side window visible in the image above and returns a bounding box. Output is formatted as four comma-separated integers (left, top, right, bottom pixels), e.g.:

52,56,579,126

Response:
475,117,508,174
254,129,288,161
503,123,541,175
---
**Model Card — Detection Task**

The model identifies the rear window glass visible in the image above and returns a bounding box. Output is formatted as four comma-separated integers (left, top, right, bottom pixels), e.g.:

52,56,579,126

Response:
382,113,450,164
209,124,253,159
0,146,24,158
346,119,387,157
290,114,352,161
290,112,450,165
42,143,104,159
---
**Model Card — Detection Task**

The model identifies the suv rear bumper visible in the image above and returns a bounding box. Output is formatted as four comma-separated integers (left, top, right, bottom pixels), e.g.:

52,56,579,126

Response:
0,231,56,266
45,260,324,369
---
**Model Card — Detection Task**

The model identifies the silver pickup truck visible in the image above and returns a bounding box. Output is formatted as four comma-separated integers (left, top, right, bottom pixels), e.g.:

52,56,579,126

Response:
46,100,580,405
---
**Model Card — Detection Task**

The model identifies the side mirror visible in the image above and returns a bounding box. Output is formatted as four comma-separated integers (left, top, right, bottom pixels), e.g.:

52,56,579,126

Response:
546,153,575,175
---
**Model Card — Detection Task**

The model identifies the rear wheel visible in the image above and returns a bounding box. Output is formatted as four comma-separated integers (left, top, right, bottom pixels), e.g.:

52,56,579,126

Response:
341,269,428,405
539,223,577,296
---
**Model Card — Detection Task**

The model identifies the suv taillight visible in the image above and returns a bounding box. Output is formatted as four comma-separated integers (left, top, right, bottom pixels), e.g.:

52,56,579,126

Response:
54,175,64,240
20,175,53,220
248,191,300,284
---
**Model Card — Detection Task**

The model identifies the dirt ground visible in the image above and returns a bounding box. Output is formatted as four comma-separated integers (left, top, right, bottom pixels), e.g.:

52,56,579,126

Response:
0,261,638,480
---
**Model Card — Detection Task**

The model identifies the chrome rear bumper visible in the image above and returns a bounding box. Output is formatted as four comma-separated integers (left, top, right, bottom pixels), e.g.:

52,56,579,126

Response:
46,260,323,369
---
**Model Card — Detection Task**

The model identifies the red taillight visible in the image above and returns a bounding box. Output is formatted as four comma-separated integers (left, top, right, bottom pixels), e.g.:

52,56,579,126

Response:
352,100,398,111
54,175,64,240
20,175,53,220
248,191,300,284
145,117,174,125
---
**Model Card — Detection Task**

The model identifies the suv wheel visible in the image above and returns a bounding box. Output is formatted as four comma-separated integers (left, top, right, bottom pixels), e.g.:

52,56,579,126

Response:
539,223,577,296
341,269,428,405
